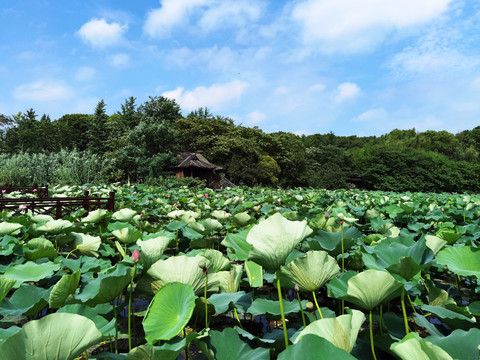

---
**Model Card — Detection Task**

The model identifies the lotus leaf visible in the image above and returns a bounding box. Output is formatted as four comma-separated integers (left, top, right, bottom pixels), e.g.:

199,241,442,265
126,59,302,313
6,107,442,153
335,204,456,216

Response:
208,291,252,314
37,219,72,234
0,222,23,236
212,210,230,219
72,232,101,257
208,327,270,360
23,237,57,260
82,209,108,223
49,270,81,308
426,328,480,360
294,310,365,353
425,235,447,255
4,261,60,287
436,246,480,278
245,260,263,287
112,227,142,244
29,214,54,223
391,332,453,360
113,208,137,222
246,213,313,270
75,263,133,305
278,334,357,360
136,236,171,269
146,255,217,295
0,278,16,302
203,249,231,272
143,282,195,343
223,228,252,261
247,297,307,317
57,304,115,336
0,313,103,360
2,283,50,316
303,228,360,256
278,250,340,292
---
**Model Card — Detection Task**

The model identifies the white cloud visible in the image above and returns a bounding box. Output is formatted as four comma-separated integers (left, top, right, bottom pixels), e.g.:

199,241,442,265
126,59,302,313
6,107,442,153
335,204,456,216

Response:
162,80,249,111
77,18,127,48
334,82,360,103
144,0,264,38
14,80,74,101
308,83,326,92
246,110,266,125
274,86,289,96
292,0,452,52
108,53,131,68
352,108,387,122
75,66,96,82
144,0,208,37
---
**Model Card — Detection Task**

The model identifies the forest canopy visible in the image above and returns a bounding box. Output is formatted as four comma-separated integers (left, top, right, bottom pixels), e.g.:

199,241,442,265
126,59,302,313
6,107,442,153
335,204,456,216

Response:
2,96,480,192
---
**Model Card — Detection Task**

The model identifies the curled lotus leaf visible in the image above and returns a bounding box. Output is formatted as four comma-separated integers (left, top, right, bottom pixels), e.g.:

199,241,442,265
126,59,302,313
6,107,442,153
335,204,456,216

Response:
0,222,23,236
294,309,366,353
247,213,313,271
278,250,340,292
82,209,108,223
37,219,72,234
72,232,101,257
112,208,137,222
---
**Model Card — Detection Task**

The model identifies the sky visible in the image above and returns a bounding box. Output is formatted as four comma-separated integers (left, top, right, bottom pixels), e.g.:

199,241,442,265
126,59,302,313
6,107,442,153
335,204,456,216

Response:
1,0,480,137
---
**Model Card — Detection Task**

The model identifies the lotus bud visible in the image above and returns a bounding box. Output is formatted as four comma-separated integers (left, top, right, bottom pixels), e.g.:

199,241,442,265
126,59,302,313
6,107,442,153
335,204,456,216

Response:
306,301,314,311
132,249,141,263
325,211,329,218
199,261,208,274
294,284,299,292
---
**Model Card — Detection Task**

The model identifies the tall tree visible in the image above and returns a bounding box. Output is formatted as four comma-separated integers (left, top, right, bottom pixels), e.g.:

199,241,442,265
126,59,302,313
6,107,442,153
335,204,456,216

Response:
87,100,108,155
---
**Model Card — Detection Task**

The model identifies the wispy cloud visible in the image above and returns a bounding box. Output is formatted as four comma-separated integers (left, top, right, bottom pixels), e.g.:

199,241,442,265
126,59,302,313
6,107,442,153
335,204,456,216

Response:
162,80,249,111
75,67,96,82
108,53,131,68
14,80,74,101
292,0,452,53
246,110,266,125
352,108,387,122
77,18,128,48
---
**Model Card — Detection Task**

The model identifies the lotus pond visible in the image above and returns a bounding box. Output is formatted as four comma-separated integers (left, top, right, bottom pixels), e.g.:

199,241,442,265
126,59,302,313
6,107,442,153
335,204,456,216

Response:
0,184,479,359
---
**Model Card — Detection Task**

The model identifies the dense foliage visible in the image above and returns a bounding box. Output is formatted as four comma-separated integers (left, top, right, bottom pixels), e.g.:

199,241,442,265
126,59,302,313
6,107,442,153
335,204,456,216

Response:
0,185,479,358
2,99,480,191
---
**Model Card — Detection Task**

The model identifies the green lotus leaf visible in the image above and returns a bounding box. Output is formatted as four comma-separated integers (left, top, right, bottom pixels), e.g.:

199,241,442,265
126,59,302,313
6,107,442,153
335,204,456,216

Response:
82,209,108,223
436,246,480,278
435,228,462,245
421,305,476,330
279,334,357,360
362,237,433,280
0,222,23,236
203,249,231,272
23,237,57,261
425,235,447,256
72,232,101,257
294,309,365,353
112,227,142,244
57,304,115,337
127,336,197,360
29,214,54,223
147,255,217,295
247,213,313,271
278,250,340,292
303,228,360,256
208,291,252,314
223,228,252,261
233,212,251,226
247,297,307,317
37,219,73,234
136,236,171,270
245,260,263,288
426,328,480,360
49,270,81,308
4,261,60,287
0,313,103,360
208,327,270,360
331,269,402,311
0,234,18,256
2,283,50,316
391,332,453,360
113,208,137,222
0,278,16,302
75,263,133,306
143,282,195,343
211,264,243,293
212,210,230,219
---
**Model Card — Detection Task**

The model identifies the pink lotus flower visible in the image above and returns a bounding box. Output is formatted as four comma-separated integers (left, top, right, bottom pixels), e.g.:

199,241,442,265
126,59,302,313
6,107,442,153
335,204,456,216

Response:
33,189,37,192
132,249,141,263
325,211,329,218
204,194,209,198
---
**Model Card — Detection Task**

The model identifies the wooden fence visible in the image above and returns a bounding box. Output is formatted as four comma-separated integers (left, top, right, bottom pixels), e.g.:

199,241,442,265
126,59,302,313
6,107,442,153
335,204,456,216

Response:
0,184,49,198
0,190,115,219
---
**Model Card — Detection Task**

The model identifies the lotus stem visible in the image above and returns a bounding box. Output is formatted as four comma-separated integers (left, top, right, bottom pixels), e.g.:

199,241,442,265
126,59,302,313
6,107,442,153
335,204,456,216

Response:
401,287,409,335
204,270,209,329
407,294,417,313
65,248,76,259
340,221,345,273
128,263,137,351
379,305,383,335
276,271,289,349
312,291,324,319
297,292,306,328
369,310,378,360
234,307,243,329
112,300,118,354
420,274,429,293
84,351,89,359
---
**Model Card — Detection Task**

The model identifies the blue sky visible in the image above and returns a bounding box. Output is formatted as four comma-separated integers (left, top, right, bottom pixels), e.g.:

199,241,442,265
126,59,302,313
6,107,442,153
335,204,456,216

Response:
1,0,480,136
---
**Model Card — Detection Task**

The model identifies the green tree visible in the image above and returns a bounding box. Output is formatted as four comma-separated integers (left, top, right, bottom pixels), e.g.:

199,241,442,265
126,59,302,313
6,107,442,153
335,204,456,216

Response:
87,100,108,155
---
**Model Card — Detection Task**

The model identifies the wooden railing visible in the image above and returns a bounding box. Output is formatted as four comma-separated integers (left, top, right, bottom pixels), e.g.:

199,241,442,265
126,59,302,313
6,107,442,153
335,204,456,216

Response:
0,190,115,219
0,184,49,198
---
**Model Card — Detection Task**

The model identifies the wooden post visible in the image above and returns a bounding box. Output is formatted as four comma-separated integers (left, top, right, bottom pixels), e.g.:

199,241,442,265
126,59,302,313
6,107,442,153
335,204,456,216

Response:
56,200,62,219
83,190,90,212
107,191,115,212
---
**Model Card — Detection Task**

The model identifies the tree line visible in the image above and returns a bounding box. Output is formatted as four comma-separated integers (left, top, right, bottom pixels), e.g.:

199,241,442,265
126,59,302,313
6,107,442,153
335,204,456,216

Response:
1,96,480,192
